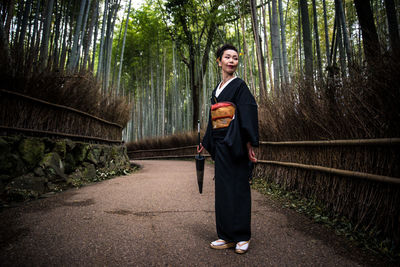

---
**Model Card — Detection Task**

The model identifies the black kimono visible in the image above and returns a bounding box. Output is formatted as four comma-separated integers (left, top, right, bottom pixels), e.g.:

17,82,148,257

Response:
202,77,259,242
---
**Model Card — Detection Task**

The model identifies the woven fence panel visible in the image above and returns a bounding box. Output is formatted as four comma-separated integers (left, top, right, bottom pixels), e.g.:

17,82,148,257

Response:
0,90,122,142
253,143,400,246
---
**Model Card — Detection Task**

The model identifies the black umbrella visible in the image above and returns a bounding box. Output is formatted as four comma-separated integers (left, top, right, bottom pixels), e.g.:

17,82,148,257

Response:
195,120,205,194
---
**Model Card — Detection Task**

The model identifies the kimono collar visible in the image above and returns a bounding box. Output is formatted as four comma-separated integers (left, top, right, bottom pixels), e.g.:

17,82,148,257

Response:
215,76,237,98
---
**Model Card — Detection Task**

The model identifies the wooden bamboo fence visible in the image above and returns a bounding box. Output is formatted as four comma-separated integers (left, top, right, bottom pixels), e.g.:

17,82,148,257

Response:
0,89,123,143
254,138,400,246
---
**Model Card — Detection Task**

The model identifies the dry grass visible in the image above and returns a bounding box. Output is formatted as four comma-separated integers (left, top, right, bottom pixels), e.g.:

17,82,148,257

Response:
126,131,199,151
259,54,400,141
2,70,132,127
0,56,132,141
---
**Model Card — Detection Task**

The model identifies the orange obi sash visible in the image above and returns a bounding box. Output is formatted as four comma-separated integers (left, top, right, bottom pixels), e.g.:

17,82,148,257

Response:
211,102,236,129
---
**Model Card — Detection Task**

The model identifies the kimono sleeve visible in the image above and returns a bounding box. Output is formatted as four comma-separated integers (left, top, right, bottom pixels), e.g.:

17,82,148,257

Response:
235,82,259,147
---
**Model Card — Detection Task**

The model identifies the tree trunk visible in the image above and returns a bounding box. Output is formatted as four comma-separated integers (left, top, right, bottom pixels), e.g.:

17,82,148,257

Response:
17,0,32,55
271,0,281,96
162,47,166,136
4,0,15,39
0,15,12,74
59,0,69,70
39,0,55,70
312,0,322,81
384,0,400,54
238,2,248,83
322,0,330,67
29,0,41,63
117,0,132,94
111,16,124,88
80,0,92,66
336,0,352,67
104,2,119,92
250,0,266,98
298,0,303,76
52,0,63,70
97,0,109,80
353,0,381,67
299,0,313,83
91,2,100,71
262,2,274,93
68,0,87,71
336,13,346,77
82,0,98,70
278,0,289,85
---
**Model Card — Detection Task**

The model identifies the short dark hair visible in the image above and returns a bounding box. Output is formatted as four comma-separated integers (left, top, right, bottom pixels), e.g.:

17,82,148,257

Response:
216,44,238,60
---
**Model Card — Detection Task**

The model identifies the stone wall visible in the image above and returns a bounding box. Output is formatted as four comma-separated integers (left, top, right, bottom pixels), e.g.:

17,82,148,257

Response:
0,135,132,204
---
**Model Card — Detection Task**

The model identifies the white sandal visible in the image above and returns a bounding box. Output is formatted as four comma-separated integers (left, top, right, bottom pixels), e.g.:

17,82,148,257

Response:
235,241,250,254
210,239,235,249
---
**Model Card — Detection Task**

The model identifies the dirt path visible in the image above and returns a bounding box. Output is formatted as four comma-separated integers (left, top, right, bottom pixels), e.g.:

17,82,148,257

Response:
0,160,388,266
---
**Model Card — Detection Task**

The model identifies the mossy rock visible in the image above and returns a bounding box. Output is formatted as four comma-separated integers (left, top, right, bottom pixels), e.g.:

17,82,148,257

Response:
0,153,26,177
86,146,102,165
82,163,96,181
73,143,89,163
98,155,107,167
33,167,45,177
4,135,21,145
40,152,67,181
65,139,76,151
101,146,112,162
53,140,67,158
64,153,76,174
67,163,96,186
42,137,55,153
18,138,45,170
0,136,10,156
66,169,84,187
5,173,47,201
111,146,120,159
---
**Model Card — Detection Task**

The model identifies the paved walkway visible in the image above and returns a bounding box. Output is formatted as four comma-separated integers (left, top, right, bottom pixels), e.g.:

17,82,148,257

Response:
0,160,388,266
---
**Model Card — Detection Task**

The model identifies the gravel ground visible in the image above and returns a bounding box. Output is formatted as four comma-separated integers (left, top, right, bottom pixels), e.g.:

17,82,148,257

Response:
0,160,391,266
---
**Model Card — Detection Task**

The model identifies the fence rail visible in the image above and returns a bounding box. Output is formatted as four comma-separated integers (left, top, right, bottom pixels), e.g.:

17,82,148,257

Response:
257,160,399,185
260,138,400,146
127,138,399,184
1,89,123,142
128,145,197,154
0,89,123,129
0,125,123,144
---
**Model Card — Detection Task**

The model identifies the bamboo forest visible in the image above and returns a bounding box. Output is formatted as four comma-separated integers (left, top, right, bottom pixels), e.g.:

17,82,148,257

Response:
0,0,399,265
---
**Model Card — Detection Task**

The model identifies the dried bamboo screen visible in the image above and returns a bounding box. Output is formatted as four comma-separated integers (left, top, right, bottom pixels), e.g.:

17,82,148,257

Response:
254,141,400,245
0,90,123,142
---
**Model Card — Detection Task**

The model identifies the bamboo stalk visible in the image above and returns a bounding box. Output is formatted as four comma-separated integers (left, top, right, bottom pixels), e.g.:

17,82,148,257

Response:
257,160,400,185
0,89,123,128
0,125,123,144
259,138,400,146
